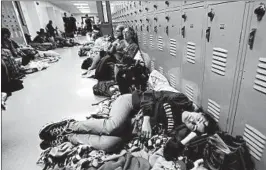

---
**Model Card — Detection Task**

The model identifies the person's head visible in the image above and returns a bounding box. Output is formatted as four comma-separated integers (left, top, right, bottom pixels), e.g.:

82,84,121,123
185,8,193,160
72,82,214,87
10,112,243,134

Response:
85,14,88,18
37,28,46,37
49,20,52,25
181,111,219,134
71,14,73,17
2,28,11,40
64,12,67,17
123,27,135,42
114,25,125,39
91,28,101,40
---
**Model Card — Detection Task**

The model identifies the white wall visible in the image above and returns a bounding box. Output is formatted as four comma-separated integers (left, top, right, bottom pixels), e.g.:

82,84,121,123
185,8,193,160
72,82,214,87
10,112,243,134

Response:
20,1,69,38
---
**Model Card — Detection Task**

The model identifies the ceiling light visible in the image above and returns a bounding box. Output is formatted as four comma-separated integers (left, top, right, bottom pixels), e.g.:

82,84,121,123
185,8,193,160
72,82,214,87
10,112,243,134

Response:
77,6,90,9
73,3,89,6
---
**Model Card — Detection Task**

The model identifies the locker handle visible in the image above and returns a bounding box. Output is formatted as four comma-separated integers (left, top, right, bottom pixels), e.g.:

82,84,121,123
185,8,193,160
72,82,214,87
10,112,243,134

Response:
165,1,170,6
248,28,257,50
254,3,265,21
182,13,187,22
181,26,185,38
165,26,169,35
206,27,211,42
154,5,158,9
208,10,215,21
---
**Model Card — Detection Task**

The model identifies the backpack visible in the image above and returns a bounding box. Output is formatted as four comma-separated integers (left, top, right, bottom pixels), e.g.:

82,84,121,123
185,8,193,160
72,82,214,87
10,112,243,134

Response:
81,58,93,70
95,55,116,81
93,80,117,97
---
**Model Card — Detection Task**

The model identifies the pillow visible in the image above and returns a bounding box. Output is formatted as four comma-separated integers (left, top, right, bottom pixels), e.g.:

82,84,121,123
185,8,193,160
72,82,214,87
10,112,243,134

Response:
148,70,179,93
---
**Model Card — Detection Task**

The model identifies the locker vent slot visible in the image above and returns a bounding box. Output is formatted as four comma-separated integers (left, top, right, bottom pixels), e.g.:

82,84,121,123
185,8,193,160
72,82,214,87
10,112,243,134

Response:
185,85,194,101
143,32,147,45
169,39,177,57
158,36,163,51
211,47,228,76
150,60,155,71
207,99,220,122
243,124,266,161
149,34,154,48
159,66,164,74
253,58,266,94
169,74,176,88
186,42,196,64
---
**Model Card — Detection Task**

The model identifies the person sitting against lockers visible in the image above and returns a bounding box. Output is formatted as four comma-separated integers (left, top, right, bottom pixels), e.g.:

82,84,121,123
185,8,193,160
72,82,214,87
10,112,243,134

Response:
1,27,36,66
31,28,55,51
81,24,126,78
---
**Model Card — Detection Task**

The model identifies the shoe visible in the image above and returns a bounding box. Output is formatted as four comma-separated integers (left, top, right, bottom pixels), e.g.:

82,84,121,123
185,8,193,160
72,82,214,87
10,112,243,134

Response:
40,135,67,150
39,119,75,140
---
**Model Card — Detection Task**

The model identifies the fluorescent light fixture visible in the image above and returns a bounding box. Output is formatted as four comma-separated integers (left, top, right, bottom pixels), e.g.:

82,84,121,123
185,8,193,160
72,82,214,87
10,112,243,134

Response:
77,6,90,9
73,3,89,6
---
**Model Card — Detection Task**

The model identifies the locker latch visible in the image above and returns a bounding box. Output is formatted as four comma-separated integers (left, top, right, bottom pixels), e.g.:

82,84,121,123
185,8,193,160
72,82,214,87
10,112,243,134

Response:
165,1,170,6
181,26,185,38
182,13,187,22
145,7,149,11
254,3,265,21
206,27,211,42
165,16,170,21
154,5,158,9
208,9,215,21
154,17,158,22
147,25,149,32
165,26,169,35
140,25,143,31
248,28,257,50
154,26,158,33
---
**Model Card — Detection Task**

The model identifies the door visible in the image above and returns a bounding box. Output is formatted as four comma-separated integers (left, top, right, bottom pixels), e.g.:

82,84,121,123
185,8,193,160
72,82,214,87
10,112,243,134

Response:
201,1,247,129
232,2,266,169
163,9,182,90
180,3,205,105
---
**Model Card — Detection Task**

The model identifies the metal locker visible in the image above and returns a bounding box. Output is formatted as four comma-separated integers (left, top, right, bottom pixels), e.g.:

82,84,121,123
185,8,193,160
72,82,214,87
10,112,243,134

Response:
180,2,205,105
152,11,167,75
201,1,247,130
231,2,266,169
163,9,183,90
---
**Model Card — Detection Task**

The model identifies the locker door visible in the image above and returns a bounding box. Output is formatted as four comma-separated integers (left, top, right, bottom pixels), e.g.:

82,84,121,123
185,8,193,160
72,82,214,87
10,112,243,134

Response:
232,2,266,169
181,3,205,105
201,2,246,129
146,14,154,55
164,9,182,90
154,12,167,75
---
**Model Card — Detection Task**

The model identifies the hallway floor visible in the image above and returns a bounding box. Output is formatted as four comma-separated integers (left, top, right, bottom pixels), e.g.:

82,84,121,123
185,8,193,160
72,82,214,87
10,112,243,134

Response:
2,43,103,170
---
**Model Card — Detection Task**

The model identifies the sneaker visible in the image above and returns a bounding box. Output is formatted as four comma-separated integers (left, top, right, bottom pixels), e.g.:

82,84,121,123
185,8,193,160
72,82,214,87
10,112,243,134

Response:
39,119,75,140
40,135,67,150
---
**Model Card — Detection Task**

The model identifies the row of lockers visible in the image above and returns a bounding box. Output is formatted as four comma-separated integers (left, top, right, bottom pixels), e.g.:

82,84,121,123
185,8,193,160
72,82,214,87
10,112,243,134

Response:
112,1,266,169
1,1,25,44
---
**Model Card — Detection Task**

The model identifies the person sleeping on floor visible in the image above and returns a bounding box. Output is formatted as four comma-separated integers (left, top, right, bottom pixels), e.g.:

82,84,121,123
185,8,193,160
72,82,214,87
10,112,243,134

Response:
39,89,218,154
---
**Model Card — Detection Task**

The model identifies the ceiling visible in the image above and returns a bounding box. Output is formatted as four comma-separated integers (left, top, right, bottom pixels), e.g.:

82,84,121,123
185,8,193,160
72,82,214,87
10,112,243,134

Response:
50,1,98,14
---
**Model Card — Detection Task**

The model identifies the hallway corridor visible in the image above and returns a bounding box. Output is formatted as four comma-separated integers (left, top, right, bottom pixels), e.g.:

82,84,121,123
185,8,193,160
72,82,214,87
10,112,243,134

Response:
2,45,103,170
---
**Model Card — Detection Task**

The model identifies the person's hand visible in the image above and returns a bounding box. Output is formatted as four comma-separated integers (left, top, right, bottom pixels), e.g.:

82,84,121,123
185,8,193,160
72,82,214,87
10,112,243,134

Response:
141,116,152,140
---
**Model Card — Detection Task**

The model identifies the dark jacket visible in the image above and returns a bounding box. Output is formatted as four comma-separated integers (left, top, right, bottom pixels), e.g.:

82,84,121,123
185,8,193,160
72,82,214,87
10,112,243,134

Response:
132,90,194,134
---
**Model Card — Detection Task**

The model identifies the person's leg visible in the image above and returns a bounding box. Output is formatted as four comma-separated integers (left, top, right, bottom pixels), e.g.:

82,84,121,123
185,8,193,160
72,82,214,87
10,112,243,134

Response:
39,94,134,140
87,52,101,71
68,93,133,136
67,134,123,152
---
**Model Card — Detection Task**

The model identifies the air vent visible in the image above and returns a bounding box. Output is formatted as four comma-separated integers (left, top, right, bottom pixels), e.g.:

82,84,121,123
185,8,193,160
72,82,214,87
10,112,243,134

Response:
243,124,266,161
185,84,194,101
158,36,163,51
169,38,177,57
149,34,154,48
211,47,228,76
159,66,164,74
186,42,196,64
169,74,176,88
207,99,220,122
151,60,155,71
253,58,266,94
143,32,147,45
